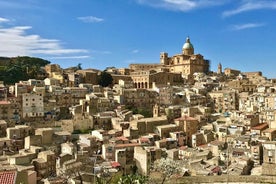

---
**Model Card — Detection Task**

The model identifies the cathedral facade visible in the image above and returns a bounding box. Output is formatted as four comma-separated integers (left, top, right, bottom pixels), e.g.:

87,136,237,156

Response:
160,37,209,80
129,37,210,86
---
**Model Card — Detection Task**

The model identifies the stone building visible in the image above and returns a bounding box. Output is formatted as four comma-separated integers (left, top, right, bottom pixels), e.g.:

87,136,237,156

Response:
262,128,276,141
174,116,199,146
136,116,168,135
122,88,158,109
243,71,262,79
76,69,98,85
27,79,44,87
130,37,209,82
155,138,178,149
262,141,276,175
66,87,88,105
66,73,81,87
33,87,47,106
32,150,56,179
15,82,31,98
22,93,44,118
61,142,75,155
111,74,132,86
0,82,7,101
224,68,241,77
208,89,238,113
264,95,276,111
6,125,31,140
0,101,16,121
44,78,60,86
130,70,183,89
129,63,162,73
35,128,54,145
152,84,177,106
85,93,115,115
165,105,183,120
102,142,140,171
45,64,63,75
227,79,257,93
134,146,162,175
51,72,64,84
160,37,209,80
0,120,7,138
154,124,180,138
217,63,222,74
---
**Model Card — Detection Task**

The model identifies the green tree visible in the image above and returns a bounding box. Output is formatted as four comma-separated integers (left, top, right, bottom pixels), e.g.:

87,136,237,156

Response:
97,71,113,87
0,56,50,84
77,63,82,70
130,107,152,118
118,174,148,184
241,159,254,175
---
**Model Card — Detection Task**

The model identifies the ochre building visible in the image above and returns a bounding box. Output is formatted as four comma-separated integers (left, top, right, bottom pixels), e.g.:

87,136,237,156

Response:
130,37,210,81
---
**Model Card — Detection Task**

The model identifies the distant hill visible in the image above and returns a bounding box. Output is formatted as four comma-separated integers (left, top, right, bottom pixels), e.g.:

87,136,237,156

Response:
0,56,51,84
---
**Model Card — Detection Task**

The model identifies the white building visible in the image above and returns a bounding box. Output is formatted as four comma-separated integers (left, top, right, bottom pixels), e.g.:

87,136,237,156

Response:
22,93,44,118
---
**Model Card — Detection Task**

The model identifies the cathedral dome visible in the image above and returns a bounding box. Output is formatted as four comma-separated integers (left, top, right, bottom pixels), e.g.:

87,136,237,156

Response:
182,37,194,55
183,37,194,50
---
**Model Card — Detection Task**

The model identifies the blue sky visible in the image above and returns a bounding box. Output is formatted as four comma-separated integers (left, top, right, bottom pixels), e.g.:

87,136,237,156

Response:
0,0,276,78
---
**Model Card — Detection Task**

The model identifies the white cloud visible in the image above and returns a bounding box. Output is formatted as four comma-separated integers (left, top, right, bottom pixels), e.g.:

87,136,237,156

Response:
77,16,104,23
231,23,265,30
0,17,10,23
0,25,88,57
136,0,227,12
132,49,139,53
223,0,276,17
91,50,111,54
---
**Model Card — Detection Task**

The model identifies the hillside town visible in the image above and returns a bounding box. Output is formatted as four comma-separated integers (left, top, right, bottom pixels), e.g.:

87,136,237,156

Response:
1,37,276,183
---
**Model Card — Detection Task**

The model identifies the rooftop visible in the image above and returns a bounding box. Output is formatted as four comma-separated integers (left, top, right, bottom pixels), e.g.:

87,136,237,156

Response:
175,115,197,121
262,128,276,133
251,123,269,130
0,171,17,184
0,101,10,105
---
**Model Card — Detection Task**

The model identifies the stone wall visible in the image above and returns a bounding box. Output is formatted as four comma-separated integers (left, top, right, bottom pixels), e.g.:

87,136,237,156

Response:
157,175,276,184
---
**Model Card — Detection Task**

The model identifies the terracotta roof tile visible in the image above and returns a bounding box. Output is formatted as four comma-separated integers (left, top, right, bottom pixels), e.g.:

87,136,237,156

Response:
116,136,129,141
111,161,121,168
0,171,17,184
0,101,10,105
115,143,140,148
251,123,268,130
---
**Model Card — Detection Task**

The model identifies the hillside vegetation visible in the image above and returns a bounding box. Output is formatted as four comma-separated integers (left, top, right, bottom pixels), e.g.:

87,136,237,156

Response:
0,56,50,84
